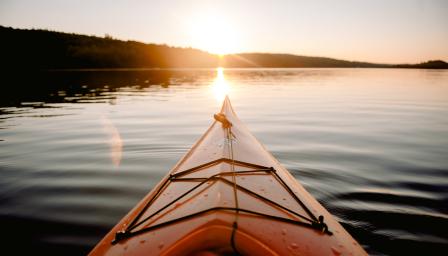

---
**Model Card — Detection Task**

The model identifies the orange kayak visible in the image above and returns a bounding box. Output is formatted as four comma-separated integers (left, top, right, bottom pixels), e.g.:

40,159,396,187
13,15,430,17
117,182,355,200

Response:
90,97,367,255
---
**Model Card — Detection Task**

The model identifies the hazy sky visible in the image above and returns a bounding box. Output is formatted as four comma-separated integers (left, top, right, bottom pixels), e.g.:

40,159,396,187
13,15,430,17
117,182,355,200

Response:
1,0,447,63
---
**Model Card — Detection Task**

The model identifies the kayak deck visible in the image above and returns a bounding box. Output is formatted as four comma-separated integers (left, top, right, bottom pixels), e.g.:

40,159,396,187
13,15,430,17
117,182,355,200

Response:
89,96,367,255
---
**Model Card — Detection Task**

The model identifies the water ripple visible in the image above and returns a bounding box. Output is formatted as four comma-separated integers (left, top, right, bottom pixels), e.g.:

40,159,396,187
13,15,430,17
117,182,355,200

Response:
1,68,448,255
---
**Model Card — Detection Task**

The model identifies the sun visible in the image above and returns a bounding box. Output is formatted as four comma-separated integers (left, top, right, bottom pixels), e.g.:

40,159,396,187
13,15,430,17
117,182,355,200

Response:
188,15,239,55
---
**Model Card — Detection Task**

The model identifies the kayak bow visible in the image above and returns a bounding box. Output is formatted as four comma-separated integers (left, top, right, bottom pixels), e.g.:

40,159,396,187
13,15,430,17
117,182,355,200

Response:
90,96,367,256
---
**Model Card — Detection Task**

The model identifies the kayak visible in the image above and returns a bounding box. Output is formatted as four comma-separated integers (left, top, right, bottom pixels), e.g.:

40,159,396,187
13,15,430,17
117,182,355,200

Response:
89,96,367,255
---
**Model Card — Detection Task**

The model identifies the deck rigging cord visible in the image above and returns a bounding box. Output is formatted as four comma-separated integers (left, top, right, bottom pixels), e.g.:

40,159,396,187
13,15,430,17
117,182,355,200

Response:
112,113,332,245
221,114,241,254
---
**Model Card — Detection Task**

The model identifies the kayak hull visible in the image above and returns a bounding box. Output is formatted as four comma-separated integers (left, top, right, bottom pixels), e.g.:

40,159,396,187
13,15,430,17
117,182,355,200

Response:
89,97,367,255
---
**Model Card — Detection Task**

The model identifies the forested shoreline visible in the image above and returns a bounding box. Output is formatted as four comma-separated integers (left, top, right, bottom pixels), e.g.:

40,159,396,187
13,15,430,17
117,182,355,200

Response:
1,26,447,69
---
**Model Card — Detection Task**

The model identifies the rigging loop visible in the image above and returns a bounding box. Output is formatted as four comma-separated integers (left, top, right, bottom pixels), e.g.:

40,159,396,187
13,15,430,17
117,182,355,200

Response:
214,113,232,128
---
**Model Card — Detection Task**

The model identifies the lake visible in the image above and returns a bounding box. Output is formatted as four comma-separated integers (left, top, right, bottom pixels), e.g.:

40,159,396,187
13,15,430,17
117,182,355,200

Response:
0,68,447,255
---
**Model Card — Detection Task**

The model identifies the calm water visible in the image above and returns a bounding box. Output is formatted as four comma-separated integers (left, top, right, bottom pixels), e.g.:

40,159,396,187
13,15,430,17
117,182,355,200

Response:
1,68,447,255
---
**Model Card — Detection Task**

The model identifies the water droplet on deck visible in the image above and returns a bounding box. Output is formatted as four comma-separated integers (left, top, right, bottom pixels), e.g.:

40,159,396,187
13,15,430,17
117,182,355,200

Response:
331,246,341,255
203,193,208,197
124,245,128,250
140,240,145,244
281,229,287,235
290,243,298,249
158,242,164,249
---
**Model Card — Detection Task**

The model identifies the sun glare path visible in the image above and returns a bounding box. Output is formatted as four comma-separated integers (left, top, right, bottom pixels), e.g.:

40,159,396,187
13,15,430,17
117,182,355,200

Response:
212,67,230,103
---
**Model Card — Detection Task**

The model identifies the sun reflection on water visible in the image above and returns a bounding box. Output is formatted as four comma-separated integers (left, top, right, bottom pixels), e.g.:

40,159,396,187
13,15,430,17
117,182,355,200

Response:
101,115,122,167
212,67,230,103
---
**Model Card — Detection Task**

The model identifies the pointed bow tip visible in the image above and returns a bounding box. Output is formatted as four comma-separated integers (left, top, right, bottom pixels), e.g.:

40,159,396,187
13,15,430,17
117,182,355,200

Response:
220,95,234,115
223,95,231,106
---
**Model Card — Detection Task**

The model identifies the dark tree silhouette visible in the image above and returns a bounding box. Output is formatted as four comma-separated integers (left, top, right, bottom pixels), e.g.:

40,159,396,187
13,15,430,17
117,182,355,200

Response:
1,26,447,70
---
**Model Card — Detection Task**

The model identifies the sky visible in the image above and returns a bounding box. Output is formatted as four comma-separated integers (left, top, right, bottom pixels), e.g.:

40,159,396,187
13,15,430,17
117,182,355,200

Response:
0,0,447,64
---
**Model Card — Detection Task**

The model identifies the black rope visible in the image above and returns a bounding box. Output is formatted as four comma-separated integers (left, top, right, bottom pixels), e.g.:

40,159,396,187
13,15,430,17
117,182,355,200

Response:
112,206,332,244
271,168,318,221
172,158,269,178
132,170,313,230
230,221,240,255
112,158,332,245
126,175,172,230
128,174,214,231
226,123,241,255
211,175,313,222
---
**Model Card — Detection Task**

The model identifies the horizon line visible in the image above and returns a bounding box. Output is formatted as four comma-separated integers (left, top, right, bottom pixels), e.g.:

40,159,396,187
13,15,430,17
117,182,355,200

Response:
2,24,447,66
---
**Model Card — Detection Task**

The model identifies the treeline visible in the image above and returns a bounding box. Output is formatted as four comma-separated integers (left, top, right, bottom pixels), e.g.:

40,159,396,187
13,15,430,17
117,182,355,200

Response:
392,60,448,69
1,26,447,69
0,26,218,69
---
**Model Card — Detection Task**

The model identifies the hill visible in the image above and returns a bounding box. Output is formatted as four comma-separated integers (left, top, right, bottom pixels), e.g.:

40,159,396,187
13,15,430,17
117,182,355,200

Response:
1,26,447,69
222,53,386,68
